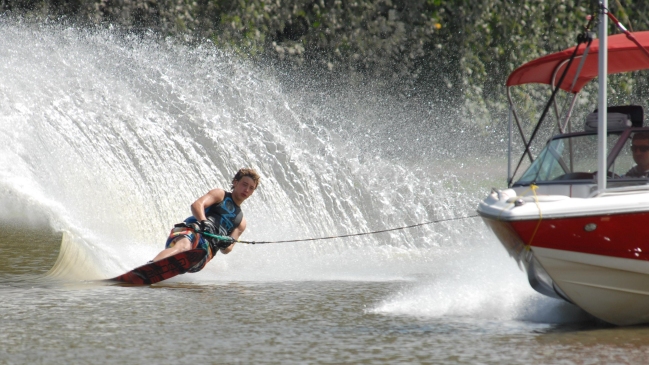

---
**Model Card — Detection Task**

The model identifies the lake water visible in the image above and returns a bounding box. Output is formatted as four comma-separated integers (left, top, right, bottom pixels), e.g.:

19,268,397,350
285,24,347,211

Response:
0,281,628,364
2,19,649,364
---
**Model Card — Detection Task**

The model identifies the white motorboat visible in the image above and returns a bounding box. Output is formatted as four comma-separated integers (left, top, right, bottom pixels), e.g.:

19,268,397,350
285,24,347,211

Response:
477,7,649,325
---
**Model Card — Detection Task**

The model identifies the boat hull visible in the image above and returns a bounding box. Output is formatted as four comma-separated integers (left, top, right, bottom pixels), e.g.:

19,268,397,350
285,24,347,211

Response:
484,211,649,260
480,210,649,325
533,246,649,326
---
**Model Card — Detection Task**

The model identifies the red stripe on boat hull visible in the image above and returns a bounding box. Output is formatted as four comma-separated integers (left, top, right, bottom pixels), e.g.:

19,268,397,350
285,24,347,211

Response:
482,212,649,261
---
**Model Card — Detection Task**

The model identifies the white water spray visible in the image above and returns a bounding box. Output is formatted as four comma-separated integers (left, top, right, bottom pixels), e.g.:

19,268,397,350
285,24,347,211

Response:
0,20,583,323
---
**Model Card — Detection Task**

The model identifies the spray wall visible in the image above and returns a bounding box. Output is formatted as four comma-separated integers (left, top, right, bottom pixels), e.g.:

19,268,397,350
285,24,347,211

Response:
0,20,587,323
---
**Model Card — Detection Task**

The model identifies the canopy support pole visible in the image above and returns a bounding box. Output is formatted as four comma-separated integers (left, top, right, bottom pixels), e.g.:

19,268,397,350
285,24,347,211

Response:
560,93,579,134
597,1,608,192
508,104,513,186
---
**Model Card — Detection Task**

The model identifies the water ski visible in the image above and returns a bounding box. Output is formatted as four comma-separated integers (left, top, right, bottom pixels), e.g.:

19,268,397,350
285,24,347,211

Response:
108,249,206,285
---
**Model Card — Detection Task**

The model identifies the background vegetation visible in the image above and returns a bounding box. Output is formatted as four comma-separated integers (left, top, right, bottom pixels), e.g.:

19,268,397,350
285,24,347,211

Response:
3,0,649,129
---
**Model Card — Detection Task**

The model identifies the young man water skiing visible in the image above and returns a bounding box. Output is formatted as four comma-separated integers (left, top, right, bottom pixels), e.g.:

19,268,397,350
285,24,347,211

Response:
151,168,260,272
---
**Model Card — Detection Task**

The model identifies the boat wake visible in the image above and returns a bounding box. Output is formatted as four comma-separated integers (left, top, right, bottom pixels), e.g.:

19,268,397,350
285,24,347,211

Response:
370,239,592,324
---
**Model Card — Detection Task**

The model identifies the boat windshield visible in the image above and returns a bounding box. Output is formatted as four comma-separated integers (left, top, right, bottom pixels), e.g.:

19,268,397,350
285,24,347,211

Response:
515,132,638,185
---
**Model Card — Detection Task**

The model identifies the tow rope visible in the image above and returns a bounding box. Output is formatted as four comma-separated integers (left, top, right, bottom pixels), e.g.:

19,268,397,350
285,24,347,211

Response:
203,214,480,244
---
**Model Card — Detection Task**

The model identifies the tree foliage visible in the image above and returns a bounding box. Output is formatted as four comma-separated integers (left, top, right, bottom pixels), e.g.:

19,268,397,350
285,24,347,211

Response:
3,0,649,127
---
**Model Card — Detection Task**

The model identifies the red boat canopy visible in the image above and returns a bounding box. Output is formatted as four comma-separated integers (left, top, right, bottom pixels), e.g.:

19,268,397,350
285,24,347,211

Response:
506,31,649,93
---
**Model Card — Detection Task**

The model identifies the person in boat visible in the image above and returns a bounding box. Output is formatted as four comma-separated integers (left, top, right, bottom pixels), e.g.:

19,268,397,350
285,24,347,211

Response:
625,132,649,178
150,168,260,272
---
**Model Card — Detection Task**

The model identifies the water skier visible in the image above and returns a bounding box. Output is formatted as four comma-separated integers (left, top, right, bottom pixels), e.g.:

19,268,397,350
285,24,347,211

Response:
151,168,260,272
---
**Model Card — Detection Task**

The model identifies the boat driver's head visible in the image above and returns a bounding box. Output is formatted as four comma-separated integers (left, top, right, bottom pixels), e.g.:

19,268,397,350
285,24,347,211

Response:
631,132,649,170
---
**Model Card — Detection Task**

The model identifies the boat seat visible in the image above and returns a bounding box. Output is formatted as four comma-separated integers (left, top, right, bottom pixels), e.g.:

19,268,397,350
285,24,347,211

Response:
592,105,644,127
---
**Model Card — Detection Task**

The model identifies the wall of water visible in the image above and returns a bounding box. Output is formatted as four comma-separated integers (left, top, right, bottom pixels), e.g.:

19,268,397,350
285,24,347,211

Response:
0,20,578,322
